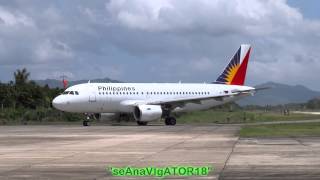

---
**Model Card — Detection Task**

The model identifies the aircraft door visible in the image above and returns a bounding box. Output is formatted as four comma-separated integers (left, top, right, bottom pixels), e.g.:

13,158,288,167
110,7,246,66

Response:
89,93,96,102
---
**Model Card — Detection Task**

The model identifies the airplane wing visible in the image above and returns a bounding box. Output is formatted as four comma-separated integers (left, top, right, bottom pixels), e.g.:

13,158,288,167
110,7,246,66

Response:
121,87,268,108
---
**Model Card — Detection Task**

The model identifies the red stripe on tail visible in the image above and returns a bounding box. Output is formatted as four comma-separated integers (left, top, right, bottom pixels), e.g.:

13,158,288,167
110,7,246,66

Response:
230,47,251,85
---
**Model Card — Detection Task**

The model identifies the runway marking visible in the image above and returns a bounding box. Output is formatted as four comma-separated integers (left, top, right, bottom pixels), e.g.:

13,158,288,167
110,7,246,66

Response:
218,134,239,180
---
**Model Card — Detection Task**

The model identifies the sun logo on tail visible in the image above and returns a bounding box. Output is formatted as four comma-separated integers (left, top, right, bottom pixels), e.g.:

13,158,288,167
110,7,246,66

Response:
225,63,240,85
215,44,251,86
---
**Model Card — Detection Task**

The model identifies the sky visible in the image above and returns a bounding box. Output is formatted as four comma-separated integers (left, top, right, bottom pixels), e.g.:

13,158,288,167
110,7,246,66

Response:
0,0,320,90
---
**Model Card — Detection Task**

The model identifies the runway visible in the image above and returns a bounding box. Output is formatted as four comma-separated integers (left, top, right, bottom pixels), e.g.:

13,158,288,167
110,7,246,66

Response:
0,125,319,179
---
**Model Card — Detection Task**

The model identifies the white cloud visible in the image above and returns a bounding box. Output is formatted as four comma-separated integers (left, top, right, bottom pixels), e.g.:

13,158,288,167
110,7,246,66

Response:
0,6,34,27
35,39,74,62
105,0,303,36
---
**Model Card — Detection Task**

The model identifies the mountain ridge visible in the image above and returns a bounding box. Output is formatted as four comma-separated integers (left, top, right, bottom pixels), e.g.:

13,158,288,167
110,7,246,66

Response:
239,81,320,106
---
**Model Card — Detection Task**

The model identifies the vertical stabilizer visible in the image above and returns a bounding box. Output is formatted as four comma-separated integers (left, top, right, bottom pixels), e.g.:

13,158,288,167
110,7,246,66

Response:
215,44,251,85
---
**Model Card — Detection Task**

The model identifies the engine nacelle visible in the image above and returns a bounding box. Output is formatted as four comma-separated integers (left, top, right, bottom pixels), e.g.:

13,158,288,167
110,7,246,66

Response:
91,113,117,121
94,113,101,120
133,105,163,122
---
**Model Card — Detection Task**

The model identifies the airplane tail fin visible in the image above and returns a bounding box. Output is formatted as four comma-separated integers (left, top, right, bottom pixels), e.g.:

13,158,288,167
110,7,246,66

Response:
215,44,251,86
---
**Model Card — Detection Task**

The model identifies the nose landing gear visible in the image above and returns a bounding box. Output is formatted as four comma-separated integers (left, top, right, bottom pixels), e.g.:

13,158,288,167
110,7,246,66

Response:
83,114,91,126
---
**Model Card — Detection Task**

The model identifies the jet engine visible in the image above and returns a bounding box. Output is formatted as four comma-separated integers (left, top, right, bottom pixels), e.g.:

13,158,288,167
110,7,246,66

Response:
133,105,163,122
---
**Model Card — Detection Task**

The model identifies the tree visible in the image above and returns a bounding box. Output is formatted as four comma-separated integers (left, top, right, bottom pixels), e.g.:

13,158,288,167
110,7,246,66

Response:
306,98,320,109
14,68,30,86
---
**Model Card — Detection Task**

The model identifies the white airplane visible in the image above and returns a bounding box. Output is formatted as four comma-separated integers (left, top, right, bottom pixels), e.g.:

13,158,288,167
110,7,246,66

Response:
53,44,263,126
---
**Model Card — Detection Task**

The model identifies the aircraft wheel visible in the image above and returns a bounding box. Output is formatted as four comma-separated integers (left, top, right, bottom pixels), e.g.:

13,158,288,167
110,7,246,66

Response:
137,121,148,126
165,117,176,126
83,120,90,126
170,117,176,125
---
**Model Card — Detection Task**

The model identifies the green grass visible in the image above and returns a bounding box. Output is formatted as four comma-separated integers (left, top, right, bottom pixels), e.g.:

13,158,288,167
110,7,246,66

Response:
240,122,320,137
0,108,84,125
177,110,320,124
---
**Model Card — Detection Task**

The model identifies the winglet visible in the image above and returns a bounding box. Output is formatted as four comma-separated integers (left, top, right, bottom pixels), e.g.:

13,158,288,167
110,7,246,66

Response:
215,44,252,86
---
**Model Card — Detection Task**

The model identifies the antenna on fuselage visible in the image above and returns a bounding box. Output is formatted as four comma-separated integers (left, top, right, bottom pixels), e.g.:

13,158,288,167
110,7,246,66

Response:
88,80,91,84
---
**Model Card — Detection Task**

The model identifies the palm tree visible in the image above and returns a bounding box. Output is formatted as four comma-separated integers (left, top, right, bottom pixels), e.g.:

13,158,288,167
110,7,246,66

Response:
14,68,30,85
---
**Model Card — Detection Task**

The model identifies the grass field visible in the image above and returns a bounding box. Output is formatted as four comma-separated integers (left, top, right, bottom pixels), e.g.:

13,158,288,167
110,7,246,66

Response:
240,122,320,137
177,110,320,124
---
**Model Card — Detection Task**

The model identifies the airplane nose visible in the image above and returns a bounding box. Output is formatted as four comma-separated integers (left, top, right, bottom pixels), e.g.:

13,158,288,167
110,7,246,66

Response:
52,96,64,110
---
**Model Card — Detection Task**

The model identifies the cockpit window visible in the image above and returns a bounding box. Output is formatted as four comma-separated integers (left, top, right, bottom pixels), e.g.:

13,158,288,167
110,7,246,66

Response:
63,91,70,95
62,90,79,95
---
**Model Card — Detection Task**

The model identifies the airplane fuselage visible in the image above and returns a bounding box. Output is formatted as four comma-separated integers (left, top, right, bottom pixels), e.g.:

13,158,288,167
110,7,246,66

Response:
53,83,253,113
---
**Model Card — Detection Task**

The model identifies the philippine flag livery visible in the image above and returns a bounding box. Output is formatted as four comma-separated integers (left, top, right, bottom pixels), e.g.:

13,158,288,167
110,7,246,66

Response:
215,44,251,86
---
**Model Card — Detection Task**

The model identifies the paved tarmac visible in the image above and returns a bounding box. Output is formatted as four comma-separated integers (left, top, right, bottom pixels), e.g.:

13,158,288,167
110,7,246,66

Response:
0,125,319,179
221,137,320,180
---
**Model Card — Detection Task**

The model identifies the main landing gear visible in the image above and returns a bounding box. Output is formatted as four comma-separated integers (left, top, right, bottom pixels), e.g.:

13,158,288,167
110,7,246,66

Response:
165,117,176,126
